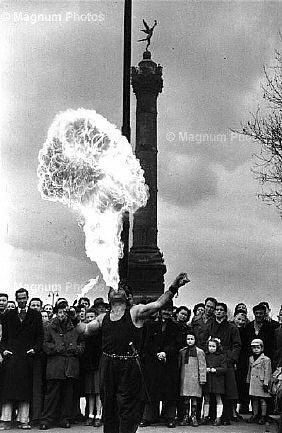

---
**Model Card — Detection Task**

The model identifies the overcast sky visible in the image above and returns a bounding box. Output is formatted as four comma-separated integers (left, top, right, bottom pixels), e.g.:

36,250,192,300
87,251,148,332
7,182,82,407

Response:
1,0,282,314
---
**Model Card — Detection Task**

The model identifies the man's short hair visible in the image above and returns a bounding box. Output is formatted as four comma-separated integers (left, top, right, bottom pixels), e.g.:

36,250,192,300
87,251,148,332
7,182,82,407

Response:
15,288,29,299
0,293,8,299
29,297,43,307
78,297,90,306
205,297,217,306
216,302,227,313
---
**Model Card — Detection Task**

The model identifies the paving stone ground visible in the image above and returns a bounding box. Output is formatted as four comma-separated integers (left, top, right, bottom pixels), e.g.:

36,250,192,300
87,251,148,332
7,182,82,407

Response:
21,416,280,433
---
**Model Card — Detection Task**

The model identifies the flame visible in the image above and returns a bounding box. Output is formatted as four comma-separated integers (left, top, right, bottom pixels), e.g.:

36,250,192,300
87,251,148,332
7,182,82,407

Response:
76,275,100,303
37,108,148,289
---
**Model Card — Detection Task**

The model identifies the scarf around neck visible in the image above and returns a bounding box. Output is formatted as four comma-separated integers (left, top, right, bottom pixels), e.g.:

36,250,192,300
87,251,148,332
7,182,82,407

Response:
184,345,197,364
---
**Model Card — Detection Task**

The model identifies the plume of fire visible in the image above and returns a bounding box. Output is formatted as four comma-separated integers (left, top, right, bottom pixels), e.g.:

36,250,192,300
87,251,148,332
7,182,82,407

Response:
37,108,148,289
75,276,100,303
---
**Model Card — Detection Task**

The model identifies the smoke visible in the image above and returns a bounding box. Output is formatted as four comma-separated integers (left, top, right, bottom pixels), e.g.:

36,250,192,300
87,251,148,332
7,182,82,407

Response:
37,108,148,289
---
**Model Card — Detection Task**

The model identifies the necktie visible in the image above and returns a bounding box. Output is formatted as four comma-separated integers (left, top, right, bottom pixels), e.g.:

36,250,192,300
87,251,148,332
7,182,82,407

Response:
19,309,26,321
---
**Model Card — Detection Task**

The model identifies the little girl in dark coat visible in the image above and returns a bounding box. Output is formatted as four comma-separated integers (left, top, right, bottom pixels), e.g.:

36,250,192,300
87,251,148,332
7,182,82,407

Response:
202,337,227,425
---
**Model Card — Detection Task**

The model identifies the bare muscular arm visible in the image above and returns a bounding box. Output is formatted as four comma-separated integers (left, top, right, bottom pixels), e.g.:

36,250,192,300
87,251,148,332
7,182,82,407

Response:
76,312,106,335
131,273,190,325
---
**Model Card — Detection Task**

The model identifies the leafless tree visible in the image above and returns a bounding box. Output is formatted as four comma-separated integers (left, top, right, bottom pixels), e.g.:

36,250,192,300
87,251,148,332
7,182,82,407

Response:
239,48,282,215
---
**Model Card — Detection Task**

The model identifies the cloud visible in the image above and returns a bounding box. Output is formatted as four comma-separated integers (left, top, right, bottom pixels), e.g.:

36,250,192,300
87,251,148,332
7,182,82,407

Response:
2,0,282,311
159,162,282,310
1,244,107,303
159,153,218,206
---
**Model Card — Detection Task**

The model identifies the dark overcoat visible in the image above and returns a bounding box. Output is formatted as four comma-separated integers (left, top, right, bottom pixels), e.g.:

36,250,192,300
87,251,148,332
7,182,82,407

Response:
274,326,282,369
244,320,275,362
191,315,214,350
175,321,192,348
0,308,43,402
202,352,227,395
141,318,182,402
80,330,102,372
235,326,250,404
43,316,84,380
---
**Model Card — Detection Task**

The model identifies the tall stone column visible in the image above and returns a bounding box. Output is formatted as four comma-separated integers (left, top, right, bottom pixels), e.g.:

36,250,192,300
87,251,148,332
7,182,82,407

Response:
128,50,166,298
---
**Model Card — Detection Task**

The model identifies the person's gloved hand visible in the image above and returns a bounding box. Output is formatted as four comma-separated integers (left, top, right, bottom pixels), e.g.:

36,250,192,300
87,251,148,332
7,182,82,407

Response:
66,307,80,325
157,352,167,362
66,307,77,319
263,384,269,393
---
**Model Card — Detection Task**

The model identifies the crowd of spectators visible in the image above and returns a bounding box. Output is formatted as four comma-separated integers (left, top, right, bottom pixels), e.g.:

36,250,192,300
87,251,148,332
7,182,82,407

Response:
0,289,281,430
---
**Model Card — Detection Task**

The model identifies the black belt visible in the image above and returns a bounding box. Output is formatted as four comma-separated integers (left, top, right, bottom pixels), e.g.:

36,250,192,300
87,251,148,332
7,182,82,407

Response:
103,351,137,360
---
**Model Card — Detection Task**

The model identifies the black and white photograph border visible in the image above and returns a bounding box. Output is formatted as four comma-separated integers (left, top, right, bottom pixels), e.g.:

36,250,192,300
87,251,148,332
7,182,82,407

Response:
1,0,282,431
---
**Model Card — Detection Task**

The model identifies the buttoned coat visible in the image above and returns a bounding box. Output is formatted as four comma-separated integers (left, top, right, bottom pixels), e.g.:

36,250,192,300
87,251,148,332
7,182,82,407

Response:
246,353,272,397
0,308,43,402
191,315,215,350
203,352,227,395
179,346,206,397
43,317,84,380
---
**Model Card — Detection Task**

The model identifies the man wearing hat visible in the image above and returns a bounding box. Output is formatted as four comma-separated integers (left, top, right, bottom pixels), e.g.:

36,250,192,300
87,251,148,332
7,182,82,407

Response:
93,298,108,316
244,303,275,362
259,302,279,332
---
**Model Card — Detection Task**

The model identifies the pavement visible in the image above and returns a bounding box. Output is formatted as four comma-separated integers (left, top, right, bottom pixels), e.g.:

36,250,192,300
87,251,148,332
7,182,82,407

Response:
12,417,279,433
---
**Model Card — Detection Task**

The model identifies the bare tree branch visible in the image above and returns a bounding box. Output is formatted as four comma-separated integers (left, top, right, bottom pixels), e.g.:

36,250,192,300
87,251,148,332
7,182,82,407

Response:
236,49,282,215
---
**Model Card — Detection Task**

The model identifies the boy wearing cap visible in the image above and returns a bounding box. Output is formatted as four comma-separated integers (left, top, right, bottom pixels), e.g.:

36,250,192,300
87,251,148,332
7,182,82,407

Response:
246,338,272,425
244,304,275,362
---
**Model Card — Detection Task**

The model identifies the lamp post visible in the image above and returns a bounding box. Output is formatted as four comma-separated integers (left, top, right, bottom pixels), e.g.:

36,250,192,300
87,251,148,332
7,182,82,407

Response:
118,0,132,283
48,288,59,306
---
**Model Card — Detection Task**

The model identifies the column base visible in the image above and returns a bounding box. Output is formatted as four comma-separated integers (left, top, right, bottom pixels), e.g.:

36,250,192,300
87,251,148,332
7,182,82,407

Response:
128,247,166,299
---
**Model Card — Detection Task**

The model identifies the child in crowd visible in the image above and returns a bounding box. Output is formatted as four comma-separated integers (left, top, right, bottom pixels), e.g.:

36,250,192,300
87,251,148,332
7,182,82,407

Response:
178,332,206,426
202,337,227,425
246,338,272,425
